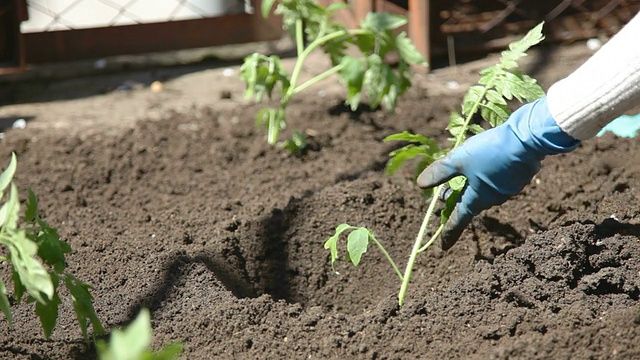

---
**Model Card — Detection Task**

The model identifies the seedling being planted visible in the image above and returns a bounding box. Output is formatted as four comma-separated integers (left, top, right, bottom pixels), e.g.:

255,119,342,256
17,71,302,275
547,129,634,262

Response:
240,0,427,152
326,23,547,306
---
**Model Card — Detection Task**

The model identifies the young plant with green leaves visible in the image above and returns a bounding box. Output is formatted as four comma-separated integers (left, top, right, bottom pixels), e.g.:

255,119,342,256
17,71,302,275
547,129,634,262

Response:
97,308,182,360
0,153,104,340
326,23,547,306
240,0,427,151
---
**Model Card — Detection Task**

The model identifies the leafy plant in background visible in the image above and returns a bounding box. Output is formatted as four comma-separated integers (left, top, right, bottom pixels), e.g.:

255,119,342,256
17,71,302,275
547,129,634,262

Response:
97,308,182,360
326,23,546,306
0,153,104,340
240,0,427,152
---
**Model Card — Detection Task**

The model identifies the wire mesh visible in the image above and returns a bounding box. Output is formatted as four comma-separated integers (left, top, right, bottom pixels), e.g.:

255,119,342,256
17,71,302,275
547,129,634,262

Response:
21,0,252,32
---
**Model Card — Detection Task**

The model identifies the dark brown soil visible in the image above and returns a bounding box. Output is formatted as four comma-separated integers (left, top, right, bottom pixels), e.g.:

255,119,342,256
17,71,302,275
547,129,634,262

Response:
0,65,639,359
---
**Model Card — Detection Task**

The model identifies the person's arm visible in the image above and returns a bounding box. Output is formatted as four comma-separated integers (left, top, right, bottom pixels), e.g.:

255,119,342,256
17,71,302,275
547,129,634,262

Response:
417,12,640,250
548,12,640,140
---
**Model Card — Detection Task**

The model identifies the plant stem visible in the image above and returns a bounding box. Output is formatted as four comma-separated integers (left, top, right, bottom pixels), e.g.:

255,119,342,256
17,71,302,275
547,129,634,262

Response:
293,64,343,94
287,28,368,104
418,223,444,253
454,82,494,147
295,19,305,58
285,19,307,105
397,78,497,306
369,235,403,281
397,184,443,306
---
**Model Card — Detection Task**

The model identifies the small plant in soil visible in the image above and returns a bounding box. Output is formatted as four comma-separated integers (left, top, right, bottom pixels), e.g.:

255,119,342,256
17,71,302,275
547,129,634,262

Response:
326,23,547,306
97,308,182,360
0,154,104,340
240,0,427,152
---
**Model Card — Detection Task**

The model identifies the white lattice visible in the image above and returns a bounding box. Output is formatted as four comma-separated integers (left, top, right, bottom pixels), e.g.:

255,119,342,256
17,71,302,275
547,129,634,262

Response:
21,0,252,32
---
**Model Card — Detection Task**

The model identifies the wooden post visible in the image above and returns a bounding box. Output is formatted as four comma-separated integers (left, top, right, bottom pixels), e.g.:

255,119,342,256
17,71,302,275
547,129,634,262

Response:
0,0,27,74
353,0,374,25
408,0,430,72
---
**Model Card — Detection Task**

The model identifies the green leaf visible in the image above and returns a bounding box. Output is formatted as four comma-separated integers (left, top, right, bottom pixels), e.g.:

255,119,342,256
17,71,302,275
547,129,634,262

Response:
363,54,391,109
495,72,545,103
35,287,61,338
447,111,465,138
35,220,71,273
97,308,181,360
261,0,277,18
25,191,72,273
4,183,19,230
12,269,25,303
65,274,105,341
3,184,54,305
324,224,353,270
97,309,153,360
441,177,466,224
0,280,12,325
352,32,377,55
448,176,467,191
240,54,290,103
24,189,38,222
485,89,507,106
279,131,308,154
339,56,365,111
7,228,54,304
461,85,485,116
480,101,510,127
362,12,407,32
467,124,485,135
346,228,369,266
0,202,9,229
382,81,399,111
322,32,350,65
517,74,545,101
500,22,545,69
326,2,349,13
395,32,427,66
385,144,433,175
478,66,499,86
0,153,16,196
441,188,462,224
384,131,433,145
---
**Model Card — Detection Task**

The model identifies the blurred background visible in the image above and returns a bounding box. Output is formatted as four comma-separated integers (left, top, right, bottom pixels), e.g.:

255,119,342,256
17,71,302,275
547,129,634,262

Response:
2,0,639,75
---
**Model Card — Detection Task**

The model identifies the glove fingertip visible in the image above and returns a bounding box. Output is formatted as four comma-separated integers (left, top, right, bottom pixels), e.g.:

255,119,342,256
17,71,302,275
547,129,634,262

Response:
440,228,462,251
417,161,456,189
440,207,474,250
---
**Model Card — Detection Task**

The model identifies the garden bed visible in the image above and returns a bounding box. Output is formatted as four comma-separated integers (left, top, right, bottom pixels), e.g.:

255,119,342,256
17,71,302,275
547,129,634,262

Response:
0,48,639,359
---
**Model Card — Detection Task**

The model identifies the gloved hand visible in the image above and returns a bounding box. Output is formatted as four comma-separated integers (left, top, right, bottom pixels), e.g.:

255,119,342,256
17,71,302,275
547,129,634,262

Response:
417,97,580,250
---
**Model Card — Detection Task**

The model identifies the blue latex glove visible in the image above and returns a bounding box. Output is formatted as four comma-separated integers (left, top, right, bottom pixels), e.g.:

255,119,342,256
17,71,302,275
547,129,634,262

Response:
417,97,580,250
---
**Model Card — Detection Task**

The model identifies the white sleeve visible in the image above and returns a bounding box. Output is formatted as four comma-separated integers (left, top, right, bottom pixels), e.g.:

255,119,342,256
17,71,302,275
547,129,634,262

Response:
547,11,640,140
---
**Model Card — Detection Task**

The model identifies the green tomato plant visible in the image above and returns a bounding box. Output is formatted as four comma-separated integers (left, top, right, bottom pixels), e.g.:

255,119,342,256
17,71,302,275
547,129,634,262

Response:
325,23,547,306
0,153,104,340
240,0,427,152
97,308,183,360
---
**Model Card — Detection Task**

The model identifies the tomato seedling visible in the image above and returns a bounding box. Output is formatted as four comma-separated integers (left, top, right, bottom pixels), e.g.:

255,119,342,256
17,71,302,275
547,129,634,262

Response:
97,308,182,360
326,23,546,306
241,0,427,152
0,153,104,340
